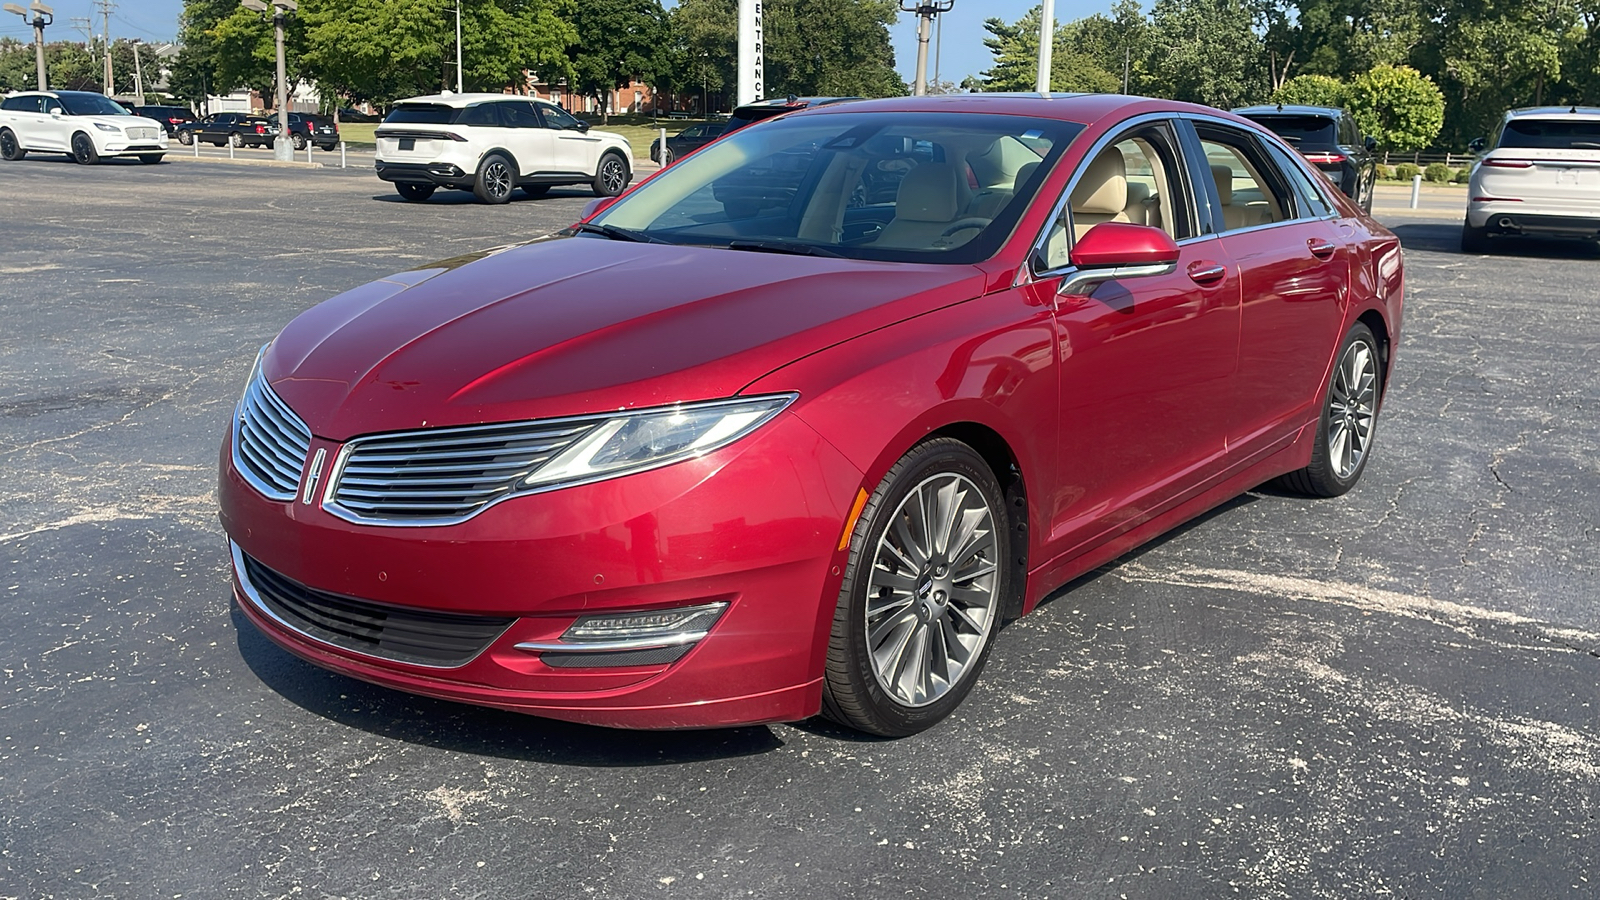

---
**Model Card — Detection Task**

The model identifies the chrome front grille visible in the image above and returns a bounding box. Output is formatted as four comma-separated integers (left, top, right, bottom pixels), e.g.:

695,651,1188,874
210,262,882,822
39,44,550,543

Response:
128,127,159,141
233,374,312,502
326,420,594,524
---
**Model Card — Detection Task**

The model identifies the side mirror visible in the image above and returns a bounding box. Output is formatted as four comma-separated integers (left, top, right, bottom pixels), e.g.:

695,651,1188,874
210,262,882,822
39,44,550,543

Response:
574,120,590,133
1467,137,1487,153
579,196,617,220
1058,223,1180,296
1364,135,1377,151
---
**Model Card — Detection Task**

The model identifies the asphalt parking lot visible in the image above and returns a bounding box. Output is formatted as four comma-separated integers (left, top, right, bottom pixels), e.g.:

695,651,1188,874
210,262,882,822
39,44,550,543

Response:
1,160,1596,899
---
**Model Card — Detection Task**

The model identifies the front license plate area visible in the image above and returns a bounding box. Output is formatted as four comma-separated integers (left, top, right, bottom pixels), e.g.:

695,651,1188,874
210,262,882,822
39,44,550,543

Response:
399,138,415,151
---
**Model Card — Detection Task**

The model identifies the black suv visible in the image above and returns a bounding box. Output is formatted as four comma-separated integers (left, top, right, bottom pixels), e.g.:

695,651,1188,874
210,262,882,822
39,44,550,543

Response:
280,112,339,151
1234,104,1378,212
176,112,280,148
720,96,860,137
649,121,722,164
132,104,195,136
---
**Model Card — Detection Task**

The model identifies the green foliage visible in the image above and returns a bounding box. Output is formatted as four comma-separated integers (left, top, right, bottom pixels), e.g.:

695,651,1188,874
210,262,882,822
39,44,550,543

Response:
1145,0,1267,108
1346,65,1443,152
1454,167,1471,183
1394,162,1419,181
1423,161,1452,182
1271,74,1346,108
978,1,1143,94
568,0,669,121
1375,162,1392,180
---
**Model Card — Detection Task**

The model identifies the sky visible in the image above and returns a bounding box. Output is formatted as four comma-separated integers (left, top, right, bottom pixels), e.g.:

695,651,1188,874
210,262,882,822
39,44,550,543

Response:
1,0,1110,88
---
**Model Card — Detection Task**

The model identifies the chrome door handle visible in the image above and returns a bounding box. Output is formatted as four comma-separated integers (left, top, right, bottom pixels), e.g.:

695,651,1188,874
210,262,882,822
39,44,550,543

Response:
1187,261,1227,286
1308,239,1337,260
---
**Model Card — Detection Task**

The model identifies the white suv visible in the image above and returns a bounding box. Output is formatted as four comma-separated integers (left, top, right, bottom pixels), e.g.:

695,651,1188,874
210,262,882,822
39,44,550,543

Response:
374,93,633,204
0,90,168,165
1463,106,1600,252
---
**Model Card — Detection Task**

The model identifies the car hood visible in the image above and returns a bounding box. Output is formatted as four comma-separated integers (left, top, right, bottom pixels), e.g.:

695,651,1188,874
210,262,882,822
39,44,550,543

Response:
85,114,160,130
264,236,986,441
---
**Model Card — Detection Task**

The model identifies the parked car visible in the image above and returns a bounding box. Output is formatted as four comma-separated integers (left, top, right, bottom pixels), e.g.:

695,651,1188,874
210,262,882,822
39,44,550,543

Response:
220,94,1404,736
0,90,167,164
1234,104,1378,212
373,93,634,203
131,104,196,136
719,96,861,137
649,121,722,164
280,112,339,151
176,112,279,148
1461,106,1600,253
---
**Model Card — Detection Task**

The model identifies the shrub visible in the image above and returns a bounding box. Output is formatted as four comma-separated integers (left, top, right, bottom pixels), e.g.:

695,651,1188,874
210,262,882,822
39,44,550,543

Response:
1454,167,1471,183
1424,162,1452,183
1395,162,1421,181
1375,163,1393,180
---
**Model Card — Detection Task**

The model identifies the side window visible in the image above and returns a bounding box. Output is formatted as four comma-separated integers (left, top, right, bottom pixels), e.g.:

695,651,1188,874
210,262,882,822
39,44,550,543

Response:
539,104,583,131
1263,141,1335,219
45,98,64,114
1195,126,1294,232
499,101,541,128
457,103,500,127
1040,122,1192,270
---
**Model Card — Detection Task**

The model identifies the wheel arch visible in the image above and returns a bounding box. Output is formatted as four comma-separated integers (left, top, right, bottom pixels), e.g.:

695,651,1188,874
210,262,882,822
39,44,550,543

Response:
1355,307,1392,403
923,421,1030,622
477,146,520,174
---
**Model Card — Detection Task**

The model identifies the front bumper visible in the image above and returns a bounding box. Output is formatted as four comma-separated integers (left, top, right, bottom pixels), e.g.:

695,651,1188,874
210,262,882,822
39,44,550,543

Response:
219,410,863,729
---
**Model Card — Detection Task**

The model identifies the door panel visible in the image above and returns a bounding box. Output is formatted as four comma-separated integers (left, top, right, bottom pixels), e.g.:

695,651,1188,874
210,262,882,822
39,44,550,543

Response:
493,101,552,178
539,104,600,174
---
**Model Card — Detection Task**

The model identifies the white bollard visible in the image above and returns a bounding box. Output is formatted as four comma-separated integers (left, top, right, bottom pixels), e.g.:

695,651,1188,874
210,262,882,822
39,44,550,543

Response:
228,140,234,160
659,126,667,166
1410,174,1421,209
306,142,312,164
340,141,346,169
192,137,198,158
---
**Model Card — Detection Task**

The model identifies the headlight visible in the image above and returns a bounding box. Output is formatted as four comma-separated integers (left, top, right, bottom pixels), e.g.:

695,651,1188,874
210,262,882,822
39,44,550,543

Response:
523,394,796,489
93,122,121,133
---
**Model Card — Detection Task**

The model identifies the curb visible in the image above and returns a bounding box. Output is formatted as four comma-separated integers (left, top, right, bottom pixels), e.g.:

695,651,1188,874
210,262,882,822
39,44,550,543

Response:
167,154,323,170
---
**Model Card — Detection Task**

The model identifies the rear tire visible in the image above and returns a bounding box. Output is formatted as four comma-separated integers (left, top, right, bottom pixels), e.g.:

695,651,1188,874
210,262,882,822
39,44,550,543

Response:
177,131,193,146
1276,322,1381,498
1460,219,1492,254
228,132,243,148
291,132,307,151
592,152,629,196
394,182,436,202
821,438,1011,737
0,128,24,161
70,132,99,165
472,153,515,204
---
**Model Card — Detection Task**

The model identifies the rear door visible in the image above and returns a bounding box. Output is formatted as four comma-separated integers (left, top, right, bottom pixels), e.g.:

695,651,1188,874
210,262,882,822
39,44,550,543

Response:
493,101,552,177
2,95,50,150
1189,120,1348,459
1480,117,1600,211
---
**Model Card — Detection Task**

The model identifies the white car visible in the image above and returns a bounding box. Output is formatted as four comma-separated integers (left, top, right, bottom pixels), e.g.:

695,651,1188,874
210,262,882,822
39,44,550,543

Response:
1463,106,1600,252
0,90,168,165
374,93,633,204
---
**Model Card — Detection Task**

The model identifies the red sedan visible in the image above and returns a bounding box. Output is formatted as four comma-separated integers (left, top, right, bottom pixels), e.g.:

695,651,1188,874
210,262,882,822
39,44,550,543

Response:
219,94,1403,736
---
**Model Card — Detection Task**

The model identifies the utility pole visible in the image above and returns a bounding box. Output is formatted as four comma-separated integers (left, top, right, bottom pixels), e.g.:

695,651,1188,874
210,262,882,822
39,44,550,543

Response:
241,0,297,161
455,0,462,93
3,3,53,91
1036,0,1055,94
131,39,143,104
900,1,954,96
95,0,113,95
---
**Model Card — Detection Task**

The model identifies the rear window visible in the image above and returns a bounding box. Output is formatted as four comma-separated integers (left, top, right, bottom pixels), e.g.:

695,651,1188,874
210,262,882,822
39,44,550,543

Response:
384,104,459,126
1247,115,1338,146
1499,119,1600,150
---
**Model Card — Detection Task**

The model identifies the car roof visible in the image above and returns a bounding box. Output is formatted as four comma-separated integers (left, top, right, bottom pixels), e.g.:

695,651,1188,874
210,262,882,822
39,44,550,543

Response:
1233,104,1345,118
394,93,551,108
735,96,858,110
1505,106,1600,122
773,93,1254,128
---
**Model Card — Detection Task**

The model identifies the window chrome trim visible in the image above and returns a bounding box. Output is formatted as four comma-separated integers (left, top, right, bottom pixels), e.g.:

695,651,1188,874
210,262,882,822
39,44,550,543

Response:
1027,112,1196,279
319,393,799,528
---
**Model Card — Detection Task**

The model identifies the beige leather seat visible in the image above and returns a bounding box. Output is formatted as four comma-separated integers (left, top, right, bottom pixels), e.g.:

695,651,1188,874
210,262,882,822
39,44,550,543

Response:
876,163,966,249
1070,149,1130,240
1210,164,1271,231
963,160,1040,220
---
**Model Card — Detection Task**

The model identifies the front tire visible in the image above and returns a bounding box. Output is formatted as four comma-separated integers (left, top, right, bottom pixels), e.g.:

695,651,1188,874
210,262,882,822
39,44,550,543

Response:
394,182,436,202
472,153,515,204
228,132,243,148
822,438,1011,737
177,131,193,146
70,132,99,165
592,152,629,197
1277,322,1382,497
0,128,24,161
138,154,164,165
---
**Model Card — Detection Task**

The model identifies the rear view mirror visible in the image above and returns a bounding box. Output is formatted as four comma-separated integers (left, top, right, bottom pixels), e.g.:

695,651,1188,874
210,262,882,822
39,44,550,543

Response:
1364,135,1377,151
1058,223,1179,296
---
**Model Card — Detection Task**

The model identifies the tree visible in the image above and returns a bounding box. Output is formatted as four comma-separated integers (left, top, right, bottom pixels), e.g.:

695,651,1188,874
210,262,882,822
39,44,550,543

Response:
1145,0,1267,108
671,0,737,112
1272,73,1346,107
568,0,669,122
1345,64,1443,152
974,5,1124,94
762,0,906,98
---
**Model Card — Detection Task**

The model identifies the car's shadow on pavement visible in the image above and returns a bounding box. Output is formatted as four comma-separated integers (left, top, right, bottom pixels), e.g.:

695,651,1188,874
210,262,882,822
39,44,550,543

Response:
370,188,596,205
230,602,787,765
1392,223,1600,259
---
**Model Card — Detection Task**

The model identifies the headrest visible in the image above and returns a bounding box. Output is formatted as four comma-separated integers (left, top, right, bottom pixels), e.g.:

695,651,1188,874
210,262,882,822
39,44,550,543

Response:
1014,161,1040,191
1070,149,1127,215
895,163,960,223
1210,164,1233,205
1125,181,1151,205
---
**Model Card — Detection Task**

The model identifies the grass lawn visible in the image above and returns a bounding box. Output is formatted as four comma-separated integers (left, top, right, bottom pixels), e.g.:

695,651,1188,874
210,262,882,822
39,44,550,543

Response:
337,122,378,146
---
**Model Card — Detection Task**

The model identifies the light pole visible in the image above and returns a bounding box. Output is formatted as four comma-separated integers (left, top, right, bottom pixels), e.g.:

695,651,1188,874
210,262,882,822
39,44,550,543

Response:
3,2,53,91
455,1,462,93
1036,0,1054,94
241,0,296,161
899,2,953,97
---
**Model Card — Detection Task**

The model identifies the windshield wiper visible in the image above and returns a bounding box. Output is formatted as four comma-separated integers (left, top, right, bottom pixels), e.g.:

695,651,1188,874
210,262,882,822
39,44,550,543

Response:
1570,141,1600,149
572,222,669,244
726,239,843,258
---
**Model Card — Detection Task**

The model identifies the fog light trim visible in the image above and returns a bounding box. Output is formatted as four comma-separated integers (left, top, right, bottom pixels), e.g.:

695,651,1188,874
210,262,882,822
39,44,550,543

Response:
514,602,728,656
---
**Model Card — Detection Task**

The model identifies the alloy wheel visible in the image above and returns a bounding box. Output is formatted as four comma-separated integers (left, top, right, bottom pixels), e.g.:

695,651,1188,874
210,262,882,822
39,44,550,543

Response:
864,473,999,708
600,157,626,194
1327,339,1377,479
484,160,512,200
0,130,16,159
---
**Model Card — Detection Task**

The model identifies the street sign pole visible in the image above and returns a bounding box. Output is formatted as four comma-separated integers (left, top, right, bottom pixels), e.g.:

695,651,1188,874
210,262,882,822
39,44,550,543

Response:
737,0,762,106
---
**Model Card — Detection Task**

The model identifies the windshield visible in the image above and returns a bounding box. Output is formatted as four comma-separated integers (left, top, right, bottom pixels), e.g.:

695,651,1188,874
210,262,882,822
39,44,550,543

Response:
384,104,458,126
1500,118,1600,150
59,93,129,116
1247,115,1337,146
589,112,1082,264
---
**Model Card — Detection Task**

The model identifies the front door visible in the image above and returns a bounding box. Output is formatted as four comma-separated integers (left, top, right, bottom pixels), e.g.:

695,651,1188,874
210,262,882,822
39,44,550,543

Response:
539,104,600,176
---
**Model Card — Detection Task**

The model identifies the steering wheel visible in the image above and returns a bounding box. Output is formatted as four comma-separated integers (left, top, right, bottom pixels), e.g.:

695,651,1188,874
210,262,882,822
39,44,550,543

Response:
939,217,992,238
